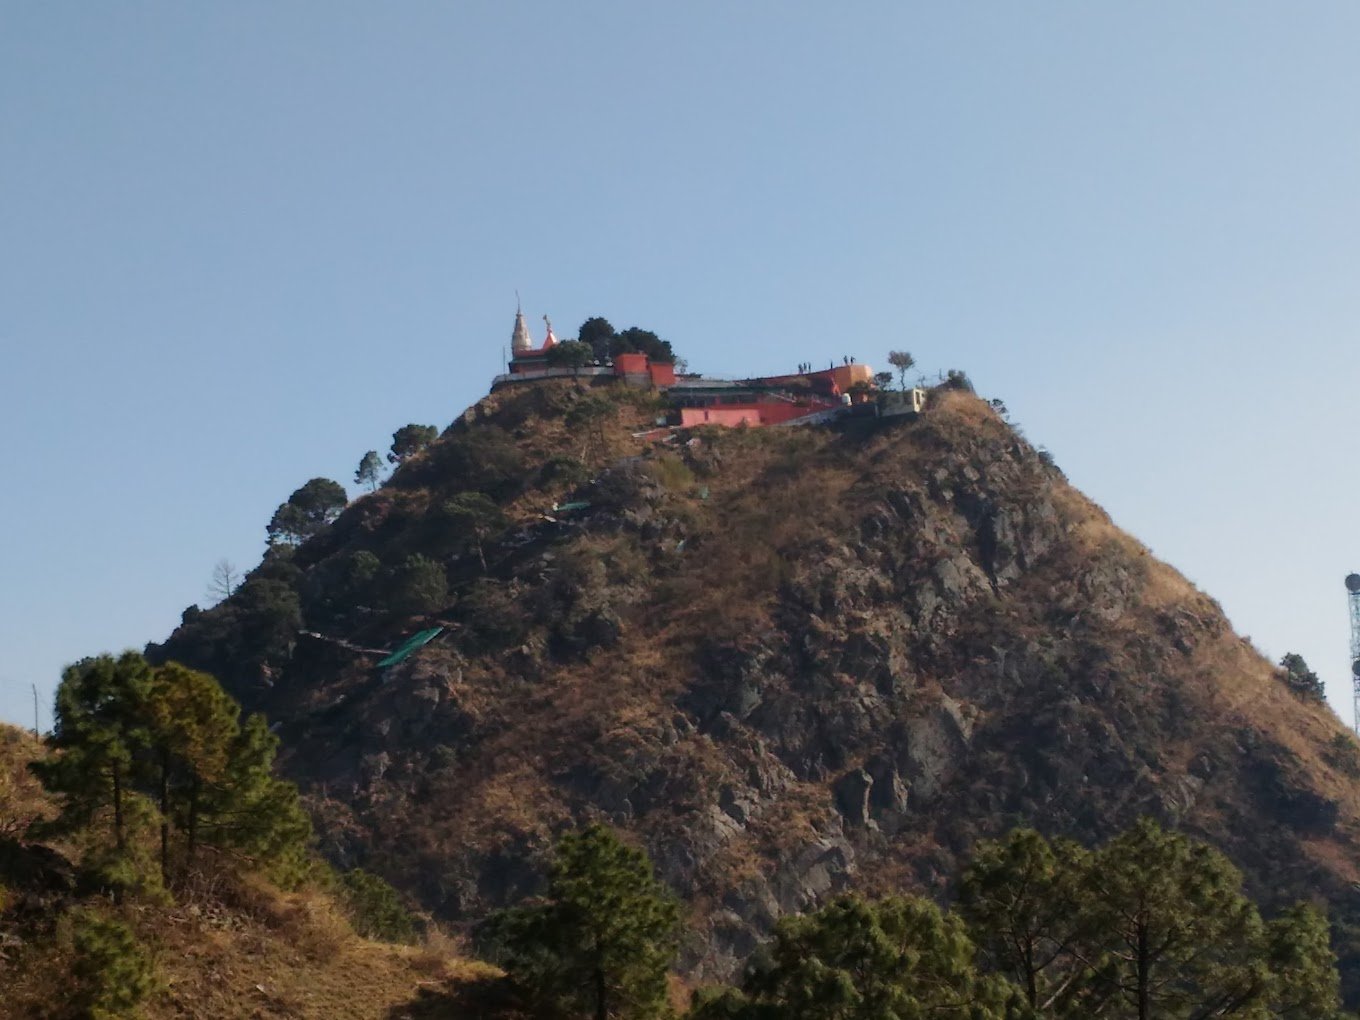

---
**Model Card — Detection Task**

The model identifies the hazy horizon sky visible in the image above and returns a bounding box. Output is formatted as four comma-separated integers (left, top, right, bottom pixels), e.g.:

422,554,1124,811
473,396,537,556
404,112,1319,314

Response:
3,3,1359,731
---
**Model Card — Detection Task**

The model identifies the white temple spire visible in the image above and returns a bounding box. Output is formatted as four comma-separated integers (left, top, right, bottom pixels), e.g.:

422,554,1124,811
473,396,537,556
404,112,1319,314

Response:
511,303,534,355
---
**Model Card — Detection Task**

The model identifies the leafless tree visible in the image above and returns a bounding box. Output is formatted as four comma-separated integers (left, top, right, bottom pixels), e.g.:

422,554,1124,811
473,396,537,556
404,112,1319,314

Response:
207,559,240,605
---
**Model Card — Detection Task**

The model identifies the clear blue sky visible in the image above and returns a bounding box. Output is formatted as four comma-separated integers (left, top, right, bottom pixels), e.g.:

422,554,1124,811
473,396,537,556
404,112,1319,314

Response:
3,3,1359,731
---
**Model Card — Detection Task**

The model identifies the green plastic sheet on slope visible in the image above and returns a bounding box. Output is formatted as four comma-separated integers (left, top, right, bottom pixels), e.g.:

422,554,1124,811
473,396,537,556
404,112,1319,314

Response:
376,627,444,668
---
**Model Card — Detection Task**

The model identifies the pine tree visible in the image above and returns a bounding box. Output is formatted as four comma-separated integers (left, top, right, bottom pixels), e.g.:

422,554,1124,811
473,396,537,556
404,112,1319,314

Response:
143,662,238,884
388,424,438,464
355,450,385,492
196,713,311,884
697,895,1019,1020
1078,818,1268,1020
35,653,312,892
266,477,347,546
1264,903,1340,1018
959,828,1089,1014
489,824,680,1020
31,653,156,898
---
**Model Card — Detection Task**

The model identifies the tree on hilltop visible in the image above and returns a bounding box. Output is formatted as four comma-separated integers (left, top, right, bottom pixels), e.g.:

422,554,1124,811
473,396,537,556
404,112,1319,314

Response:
1279,652,1325,703
945,368,974,392
547,340,595,379
887,350,915,390
611,327,674,364
578,317,617,361
388,423,438,465
266,478,347,547
355,450,385,492
206,559,240,605
488,824,680,1020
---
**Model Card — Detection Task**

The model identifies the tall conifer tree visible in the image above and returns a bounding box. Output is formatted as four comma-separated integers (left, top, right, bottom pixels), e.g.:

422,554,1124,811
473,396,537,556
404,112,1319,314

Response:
489,824,679,1020
144,662,238,883
31,653,156,897
196,713,311,882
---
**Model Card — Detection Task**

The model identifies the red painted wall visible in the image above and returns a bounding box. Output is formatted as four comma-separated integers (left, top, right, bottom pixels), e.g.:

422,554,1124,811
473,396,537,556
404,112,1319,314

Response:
649,362,677,386
679,402,825,428
613,353,649,375
680,407,762,427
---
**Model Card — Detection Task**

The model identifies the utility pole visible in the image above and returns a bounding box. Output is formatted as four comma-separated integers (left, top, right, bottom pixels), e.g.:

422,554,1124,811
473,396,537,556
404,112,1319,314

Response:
32,682,39,737
1347,574,1360,736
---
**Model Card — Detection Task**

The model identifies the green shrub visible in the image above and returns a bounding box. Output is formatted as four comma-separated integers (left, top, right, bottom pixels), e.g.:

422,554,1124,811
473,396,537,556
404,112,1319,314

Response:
338,869,418,944
302,549,382,623
69,908,156,1019
414,426,526,499
458,579,528,652
1326,733,1360,778
539,454,589,490
944,369,974,392
651,454,695,493
387,555,448,615
1279,653,1325,703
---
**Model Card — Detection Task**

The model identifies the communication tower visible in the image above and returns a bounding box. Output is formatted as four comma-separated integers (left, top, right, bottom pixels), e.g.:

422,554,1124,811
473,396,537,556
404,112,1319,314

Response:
1348,574,1360,734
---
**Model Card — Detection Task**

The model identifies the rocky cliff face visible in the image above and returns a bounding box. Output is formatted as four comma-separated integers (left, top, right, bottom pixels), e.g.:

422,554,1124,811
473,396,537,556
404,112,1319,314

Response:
152,383,1360,991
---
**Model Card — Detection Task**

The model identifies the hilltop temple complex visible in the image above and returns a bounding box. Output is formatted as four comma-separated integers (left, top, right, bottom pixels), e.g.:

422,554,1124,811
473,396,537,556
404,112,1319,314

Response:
492,307,919,428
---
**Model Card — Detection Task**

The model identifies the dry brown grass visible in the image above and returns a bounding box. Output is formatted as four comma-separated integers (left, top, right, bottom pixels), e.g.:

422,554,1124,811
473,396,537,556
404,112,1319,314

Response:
0,725,53,837
929,387,1003,426
0,875,492,1020
150,902,479,1020
1037,440,1360,873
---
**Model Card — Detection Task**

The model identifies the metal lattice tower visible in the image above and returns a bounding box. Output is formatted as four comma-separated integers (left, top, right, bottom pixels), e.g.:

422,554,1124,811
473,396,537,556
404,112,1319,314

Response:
1348,574,1360,735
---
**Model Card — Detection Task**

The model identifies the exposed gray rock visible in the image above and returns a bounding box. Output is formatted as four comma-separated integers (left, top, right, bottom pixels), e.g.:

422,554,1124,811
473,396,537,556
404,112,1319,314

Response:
773,833,855,915
867,756,911,831
833,768,874,827
903,700,974,805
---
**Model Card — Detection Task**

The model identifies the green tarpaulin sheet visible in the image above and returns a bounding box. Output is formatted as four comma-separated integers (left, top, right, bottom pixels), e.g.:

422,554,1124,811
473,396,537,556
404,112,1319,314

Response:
376,627,444,668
